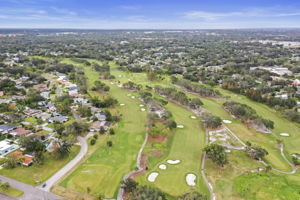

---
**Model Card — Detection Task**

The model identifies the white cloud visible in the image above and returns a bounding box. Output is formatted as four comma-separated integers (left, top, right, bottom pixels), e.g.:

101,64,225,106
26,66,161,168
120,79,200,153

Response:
50,7,77,16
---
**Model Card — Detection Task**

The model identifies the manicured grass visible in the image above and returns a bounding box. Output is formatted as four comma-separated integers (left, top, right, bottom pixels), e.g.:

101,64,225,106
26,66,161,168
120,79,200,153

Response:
0,187,24,197
59,61,148,198
136,101,208,197
0,146,80,185
218,88,300,157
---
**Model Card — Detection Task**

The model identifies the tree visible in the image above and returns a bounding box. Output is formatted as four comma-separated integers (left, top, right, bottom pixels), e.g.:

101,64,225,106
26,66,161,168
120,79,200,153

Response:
121,178,138,193
109,128,115,135
52,139,73,159
246,145,268,160
1,182,10,191
65,121,88,136
4,155,19,169
203,144,228,167
90,139,96,145
131,186,166,200
107,141,113,147
179,191,208,200
202,113,222,129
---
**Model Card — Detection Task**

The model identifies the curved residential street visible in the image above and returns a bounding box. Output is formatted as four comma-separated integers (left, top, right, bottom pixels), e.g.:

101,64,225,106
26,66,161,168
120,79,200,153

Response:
39,133,92,192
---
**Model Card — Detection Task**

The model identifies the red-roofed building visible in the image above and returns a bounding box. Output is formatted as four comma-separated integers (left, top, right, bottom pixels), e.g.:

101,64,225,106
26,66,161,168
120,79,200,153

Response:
12,151,33,166
37,85,48,91
9,128,32,137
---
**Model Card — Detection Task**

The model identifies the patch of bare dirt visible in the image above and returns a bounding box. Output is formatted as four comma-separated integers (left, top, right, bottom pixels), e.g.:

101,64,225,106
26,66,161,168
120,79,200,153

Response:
148,135,167,142
129,154,148,179
150,151,163,157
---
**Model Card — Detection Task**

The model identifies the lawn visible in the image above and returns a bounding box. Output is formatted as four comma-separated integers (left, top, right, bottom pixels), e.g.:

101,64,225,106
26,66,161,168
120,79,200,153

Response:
0,187,24,198
59,61,148,198
0,146,80,185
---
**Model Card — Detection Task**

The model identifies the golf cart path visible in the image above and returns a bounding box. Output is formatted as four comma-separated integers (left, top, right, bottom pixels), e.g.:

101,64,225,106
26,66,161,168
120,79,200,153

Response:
117,127,149,200
38,133,93,192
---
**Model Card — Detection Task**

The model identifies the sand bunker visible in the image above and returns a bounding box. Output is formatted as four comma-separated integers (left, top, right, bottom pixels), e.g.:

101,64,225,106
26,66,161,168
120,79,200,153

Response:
148,172,159,182
223,120,232,124
139,104,144,107
131,96,135,99
177,125,184,128
190,116,197,119
186,174,196,186
167,160,180,164
159,164,167,170
120,103,125,106
280,133,290,137
127,94,132,96
141,108,146,112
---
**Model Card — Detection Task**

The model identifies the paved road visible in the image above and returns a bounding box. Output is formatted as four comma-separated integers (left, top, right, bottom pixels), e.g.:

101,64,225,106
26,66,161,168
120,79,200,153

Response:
0,176,61,200
39,134,92,192
0,193,17,200
56,86,62,97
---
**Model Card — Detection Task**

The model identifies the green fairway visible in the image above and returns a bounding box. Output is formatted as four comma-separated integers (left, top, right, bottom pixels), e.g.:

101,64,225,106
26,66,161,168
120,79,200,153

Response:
60,60,148,198
136,101,208,197
218,88,300,157
0,146,80,185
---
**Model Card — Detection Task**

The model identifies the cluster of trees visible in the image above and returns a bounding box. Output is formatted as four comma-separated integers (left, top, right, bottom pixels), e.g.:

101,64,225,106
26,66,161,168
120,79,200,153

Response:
202,112,222,129
204,144,228,167
245,142,268,160
77,104,92,118
69,67,87,93
65,121,89,136
154,85,203,109
0,79,18,94
224,101,274,129
121,178,207,200
91,96,118,108
71,58,91,66
283,111,300,123
92,80,110,92
93,63,115,79
171,76,220,97
123,81,142,91
55,95,73,115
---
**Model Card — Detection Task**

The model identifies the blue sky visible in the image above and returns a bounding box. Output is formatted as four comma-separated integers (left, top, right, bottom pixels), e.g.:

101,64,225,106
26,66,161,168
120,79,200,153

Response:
0,0,300,29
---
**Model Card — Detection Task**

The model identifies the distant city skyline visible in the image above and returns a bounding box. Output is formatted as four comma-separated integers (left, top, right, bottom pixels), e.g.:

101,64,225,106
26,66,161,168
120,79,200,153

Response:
0,0,300,29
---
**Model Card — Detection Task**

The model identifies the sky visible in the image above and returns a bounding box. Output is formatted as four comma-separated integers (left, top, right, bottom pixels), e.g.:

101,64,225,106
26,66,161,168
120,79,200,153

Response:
0,0,300,29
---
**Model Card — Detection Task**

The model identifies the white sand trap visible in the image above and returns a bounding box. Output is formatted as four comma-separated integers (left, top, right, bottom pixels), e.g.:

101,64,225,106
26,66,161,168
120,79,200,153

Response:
177,125,184,128
280,133,290,137
148,172,159,182
186,174,196,186
127,94,132,96
190,116,197,119
110,82,114,85
131,96,135,99
141,108,146,112
223,120,232,124
120,103,125,106
167,160,180,164
139,104,144,107
159,164,167,170
118,75,122,77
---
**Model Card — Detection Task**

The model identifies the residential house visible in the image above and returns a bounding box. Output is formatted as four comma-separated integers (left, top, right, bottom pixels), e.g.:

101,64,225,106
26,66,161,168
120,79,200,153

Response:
12,151,33,166
0,139,19,155
0,125,17,134
48,115,68,123
9,128,32,137
95,112,106,121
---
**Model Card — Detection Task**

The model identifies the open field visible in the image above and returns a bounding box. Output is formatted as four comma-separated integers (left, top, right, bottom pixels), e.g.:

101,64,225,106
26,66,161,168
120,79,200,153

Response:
0,146,80,185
